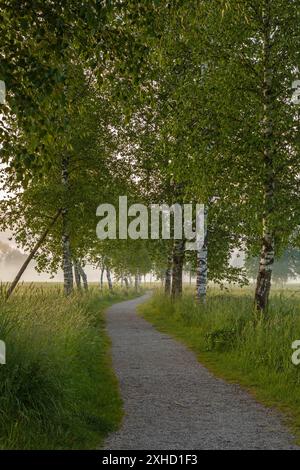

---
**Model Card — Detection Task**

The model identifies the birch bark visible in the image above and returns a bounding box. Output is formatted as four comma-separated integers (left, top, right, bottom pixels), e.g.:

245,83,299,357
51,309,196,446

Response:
77,263,88,291
61,154,73,296
74,261,81,289
100,267,104,290
134,272,139,291
164,251,172,295
196,206,208,303
171,239,185,299
254,1,275,313
106,266,113,290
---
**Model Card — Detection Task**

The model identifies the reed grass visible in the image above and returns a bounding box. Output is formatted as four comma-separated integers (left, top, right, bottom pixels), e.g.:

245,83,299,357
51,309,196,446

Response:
0,284,137,449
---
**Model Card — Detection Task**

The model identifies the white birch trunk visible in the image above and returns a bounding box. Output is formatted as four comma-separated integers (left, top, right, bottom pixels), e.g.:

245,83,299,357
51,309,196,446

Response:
100,267,104,290
164,251,172,295
171,239,185,299
61,155,73,296
62,215,73,295
196,206,208,303
77,263,88,291
134,272,139,292
254,1,275,313
74,261,81,289
106,267,113,290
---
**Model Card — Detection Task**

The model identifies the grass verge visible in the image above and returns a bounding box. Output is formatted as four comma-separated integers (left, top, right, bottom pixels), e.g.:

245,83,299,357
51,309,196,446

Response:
0,284,139,449
139,289,300,443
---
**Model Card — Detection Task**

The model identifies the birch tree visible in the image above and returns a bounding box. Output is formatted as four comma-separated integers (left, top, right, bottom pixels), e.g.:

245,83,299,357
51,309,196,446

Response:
210,0,300,311
157,0,300,311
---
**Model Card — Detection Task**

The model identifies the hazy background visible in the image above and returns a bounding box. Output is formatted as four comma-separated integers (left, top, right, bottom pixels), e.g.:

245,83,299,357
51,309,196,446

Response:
0,230,102,283
2,230,299,285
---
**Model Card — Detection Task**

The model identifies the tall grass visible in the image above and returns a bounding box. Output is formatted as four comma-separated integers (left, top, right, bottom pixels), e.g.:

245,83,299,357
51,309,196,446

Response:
140,288,300,440
0,284,136,449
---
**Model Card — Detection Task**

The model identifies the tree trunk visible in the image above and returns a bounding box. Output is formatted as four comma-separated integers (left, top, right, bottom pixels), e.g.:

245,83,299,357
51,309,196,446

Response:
171,240,185,299
61,155,73,296
62,212,73,296
164,251,172,295
255,228,274,312
100,267,104,290
124,277,129,289
74,261,81,289
254,1,275,314
5,209,62,300
134,272,139,291
106,267,113,290
77,263,88,291
196,206,208,303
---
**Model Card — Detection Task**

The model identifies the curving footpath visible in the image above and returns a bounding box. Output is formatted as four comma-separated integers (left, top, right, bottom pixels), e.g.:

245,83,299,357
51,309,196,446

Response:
103,294,299,450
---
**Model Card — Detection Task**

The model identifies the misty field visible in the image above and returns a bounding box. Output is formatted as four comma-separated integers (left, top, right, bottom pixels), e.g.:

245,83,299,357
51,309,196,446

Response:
139,287,300,442
0,284,139,449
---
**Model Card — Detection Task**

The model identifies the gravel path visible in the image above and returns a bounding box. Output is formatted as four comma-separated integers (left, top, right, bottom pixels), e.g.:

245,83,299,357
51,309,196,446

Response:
103,294,299,450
